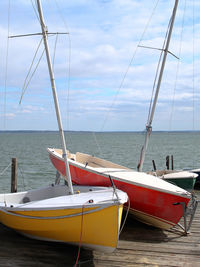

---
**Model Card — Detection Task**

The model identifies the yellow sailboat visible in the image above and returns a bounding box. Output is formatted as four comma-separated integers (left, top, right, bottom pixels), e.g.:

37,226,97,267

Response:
0,0,128,253
0,185,127,252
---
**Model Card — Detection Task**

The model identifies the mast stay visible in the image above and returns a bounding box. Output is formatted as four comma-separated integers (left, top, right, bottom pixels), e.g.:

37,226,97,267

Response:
138,0,179,172
36,0,74,194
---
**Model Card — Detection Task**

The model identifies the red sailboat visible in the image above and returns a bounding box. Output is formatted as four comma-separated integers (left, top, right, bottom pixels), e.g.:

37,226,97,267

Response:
47,0,198,232
48,147,197,232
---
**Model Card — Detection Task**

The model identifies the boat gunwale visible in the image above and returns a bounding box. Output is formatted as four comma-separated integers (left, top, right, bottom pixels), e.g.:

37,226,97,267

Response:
0,203,119,219
47,148,191,199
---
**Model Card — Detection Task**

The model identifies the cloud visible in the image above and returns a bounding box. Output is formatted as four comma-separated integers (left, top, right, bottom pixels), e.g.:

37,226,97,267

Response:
0,0,199,131
0,113,16,119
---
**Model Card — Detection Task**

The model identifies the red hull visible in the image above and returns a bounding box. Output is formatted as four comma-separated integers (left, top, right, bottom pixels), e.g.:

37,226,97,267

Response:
49,152,190,229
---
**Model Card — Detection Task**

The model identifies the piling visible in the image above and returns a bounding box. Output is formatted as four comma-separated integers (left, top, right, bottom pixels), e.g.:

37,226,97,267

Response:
166,155,170,170
11,157,17,193
152,160,156,171
171,155,174,170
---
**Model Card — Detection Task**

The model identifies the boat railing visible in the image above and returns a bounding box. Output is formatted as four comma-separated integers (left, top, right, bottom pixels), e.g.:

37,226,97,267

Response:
173,194,199,234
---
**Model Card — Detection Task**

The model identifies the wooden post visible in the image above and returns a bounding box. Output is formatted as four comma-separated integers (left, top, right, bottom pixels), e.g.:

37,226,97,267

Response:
152,160,156,171
171,155,174,170
166,155,169,170
11,158,17,193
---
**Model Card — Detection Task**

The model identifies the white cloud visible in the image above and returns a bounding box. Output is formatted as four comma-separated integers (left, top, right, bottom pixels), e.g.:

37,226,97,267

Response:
0,0,199,131
0,113,16,119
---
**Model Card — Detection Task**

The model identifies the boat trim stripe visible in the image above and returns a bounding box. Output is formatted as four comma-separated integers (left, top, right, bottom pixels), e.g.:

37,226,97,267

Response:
129,207,175,227
0,204,117,220
48,150,191,199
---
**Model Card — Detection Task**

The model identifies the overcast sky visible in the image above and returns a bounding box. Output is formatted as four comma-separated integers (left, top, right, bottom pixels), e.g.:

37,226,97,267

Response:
0,0,199,131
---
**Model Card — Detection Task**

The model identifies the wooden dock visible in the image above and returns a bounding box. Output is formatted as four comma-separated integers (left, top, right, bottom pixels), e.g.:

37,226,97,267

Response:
0,195,199,267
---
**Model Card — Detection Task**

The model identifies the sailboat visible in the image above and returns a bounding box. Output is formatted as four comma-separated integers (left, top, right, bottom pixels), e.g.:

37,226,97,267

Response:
147,169,197,191
0,0,128,253
136,0,197,191
47,0,198,232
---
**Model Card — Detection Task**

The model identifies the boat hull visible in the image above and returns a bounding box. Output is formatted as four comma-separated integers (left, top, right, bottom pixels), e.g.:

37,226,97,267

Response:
190,169,200,189
148,170,197,191
0,185,127,252
0,204,123,252
48,150,191,230
163,177,196,191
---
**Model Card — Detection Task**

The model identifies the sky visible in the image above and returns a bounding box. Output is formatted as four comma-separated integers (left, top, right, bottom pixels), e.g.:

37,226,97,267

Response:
0,0,200,131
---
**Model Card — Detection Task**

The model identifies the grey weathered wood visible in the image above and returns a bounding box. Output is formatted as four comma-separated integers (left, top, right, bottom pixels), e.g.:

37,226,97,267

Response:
11,158,17,193
93,196,200,266
0,192,199,266
171,155,174,170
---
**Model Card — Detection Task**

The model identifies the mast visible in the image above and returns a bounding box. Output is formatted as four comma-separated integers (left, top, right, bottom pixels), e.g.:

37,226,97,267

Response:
36,0,74,194
138,0,179,172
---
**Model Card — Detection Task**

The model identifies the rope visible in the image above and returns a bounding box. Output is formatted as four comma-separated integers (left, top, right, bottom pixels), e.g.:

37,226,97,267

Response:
0,163,12,176
74,204,85,267
119,196,130,235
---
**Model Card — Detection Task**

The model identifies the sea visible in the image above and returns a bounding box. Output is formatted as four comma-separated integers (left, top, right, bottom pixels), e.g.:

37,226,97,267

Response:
0,131,200,194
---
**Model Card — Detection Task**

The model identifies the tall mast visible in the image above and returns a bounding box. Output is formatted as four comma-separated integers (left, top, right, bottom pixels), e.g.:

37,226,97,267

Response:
138,0,179,172
36,0,74,194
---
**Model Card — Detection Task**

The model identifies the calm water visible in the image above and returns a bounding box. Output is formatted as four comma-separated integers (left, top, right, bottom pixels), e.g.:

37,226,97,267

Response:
0,131,200,193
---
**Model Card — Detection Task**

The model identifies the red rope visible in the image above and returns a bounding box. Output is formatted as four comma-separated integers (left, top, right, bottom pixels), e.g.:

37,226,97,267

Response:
74,204,85,267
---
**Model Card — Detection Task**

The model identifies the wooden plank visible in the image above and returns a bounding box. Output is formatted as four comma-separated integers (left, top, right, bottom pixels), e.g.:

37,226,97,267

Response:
92,199,200,266
0,223,93,267
93,251,200,265
0,192,199,266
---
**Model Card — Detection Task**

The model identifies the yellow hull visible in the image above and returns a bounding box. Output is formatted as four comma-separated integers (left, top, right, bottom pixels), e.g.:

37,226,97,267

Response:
0,204,124,252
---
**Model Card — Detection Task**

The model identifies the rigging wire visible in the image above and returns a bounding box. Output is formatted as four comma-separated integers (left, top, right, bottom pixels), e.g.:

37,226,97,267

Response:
22,1,68,106
19,0,45,104
19,39,45,104
192,0,195,168
3,0,11,129
168,0,187,131
52,33,58,70
54,0,72,135
90,0,161,157
192,0,195,132
99,0,161,133
0,163,12,177
31,0,40,23
19,37,42,103
146,18,170,126
92,132,103,156
18,163,26,190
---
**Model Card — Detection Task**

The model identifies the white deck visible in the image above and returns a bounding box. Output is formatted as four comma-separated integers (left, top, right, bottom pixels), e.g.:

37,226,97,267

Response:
48,148,191,198
0,185,128,210
162,171,198,179
71,163,191,198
